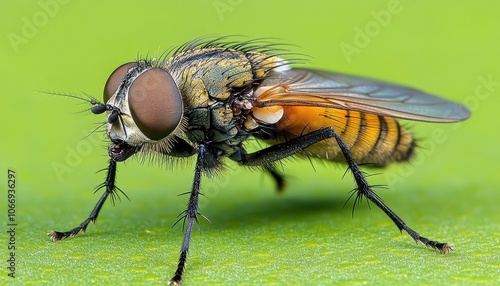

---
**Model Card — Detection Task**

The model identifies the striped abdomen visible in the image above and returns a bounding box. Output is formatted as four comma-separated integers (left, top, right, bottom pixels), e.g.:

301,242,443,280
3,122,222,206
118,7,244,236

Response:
273,106,415,166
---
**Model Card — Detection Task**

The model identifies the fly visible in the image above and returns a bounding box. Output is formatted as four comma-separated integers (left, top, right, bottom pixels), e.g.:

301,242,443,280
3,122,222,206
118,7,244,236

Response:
49,37,470,285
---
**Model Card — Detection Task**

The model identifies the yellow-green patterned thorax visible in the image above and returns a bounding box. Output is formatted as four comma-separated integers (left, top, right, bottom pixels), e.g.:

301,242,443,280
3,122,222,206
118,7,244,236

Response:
163,47,284,158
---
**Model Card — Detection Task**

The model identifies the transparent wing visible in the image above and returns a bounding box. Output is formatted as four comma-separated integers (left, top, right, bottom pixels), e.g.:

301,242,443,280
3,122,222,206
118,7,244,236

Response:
256,68,470,122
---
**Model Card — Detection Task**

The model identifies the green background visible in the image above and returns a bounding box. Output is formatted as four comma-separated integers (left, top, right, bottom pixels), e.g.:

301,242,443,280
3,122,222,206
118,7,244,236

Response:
1,1,499,285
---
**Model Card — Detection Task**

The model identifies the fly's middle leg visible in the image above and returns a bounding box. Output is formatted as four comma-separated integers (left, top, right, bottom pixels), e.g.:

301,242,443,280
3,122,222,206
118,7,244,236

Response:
169,144,207,285
264,166,286,192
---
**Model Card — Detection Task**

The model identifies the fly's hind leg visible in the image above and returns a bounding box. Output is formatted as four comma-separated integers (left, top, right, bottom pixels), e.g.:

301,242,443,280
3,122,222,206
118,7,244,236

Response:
242,127,453,254
329,128,453,253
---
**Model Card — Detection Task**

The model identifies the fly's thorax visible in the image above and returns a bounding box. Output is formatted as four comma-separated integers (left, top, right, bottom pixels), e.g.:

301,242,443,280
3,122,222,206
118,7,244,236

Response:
164,47,288,105
102,62,185,157
165,48,254,103
162,47,288,155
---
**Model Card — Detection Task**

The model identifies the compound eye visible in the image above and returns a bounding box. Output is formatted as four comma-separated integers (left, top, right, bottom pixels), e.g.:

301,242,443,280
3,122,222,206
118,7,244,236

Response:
103,62,138,103
128,68,183,140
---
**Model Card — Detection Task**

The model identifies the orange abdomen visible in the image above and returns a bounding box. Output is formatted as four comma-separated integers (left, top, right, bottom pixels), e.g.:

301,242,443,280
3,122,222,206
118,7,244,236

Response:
274,106,415,166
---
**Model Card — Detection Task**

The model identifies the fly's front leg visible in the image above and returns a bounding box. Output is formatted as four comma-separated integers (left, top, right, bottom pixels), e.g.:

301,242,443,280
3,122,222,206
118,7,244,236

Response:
49,160,118,241
169,144,206,285
242,127,453,254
